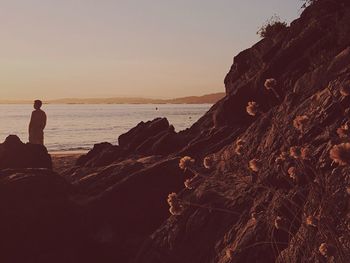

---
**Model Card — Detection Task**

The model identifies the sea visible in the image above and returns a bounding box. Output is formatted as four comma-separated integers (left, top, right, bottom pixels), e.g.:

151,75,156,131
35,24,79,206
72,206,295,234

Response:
0,104,211,152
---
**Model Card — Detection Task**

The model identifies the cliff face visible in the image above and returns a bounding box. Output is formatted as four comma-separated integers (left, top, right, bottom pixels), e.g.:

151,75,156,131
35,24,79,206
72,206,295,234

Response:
1,0,350,263
134,1,350,262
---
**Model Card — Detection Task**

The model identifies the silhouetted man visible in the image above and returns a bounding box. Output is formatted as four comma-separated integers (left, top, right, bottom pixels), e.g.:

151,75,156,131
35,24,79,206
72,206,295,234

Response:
29,100,47,145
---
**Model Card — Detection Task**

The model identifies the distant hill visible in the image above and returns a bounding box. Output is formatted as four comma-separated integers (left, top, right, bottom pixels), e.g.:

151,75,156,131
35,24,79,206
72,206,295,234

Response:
165,93,225,104
0,92,225,104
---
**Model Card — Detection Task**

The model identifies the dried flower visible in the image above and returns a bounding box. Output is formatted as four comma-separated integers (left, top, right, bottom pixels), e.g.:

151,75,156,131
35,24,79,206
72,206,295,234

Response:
301,146,312,160
184,179,194,189
179,156,195,170
336,123,350,138
251,212,258,221
236,139,245,146
290,146,302,159
234,139,245,155
340,86,350,97
306,216,318,228
167,192,184,215
264,78,277,90
275,152,288,164
246,101,260,116
288,166,298,181
330,143,350,166
274,216,287,230
235,145,244,155
249,159,261,172
293,115,309,133
203,156,213,169
275,157,283,165
318,243,330,257
225,248,234,260
184,176,201,190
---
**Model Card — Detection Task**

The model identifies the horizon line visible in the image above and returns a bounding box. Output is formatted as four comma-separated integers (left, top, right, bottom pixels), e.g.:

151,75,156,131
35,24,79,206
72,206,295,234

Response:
0,92,226,104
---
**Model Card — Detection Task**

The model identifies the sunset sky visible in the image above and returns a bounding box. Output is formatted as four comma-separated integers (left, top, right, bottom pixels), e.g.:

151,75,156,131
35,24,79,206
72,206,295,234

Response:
0,0,301,100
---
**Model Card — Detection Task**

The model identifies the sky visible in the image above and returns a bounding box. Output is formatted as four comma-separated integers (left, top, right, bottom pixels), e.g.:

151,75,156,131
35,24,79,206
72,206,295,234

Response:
0,0,302,100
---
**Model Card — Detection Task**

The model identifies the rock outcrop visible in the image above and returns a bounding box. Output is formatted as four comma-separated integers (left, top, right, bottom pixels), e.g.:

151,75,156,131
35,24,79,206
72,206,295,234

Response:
76,142,126,167
0,135,52,169
118,117,187,155
133,1,350,262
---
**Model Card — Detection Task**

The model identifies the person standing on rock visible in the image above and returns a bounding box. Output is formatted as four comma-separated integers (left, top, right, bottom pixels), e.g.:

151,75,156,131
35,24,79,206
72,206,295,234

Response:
29,100,47,145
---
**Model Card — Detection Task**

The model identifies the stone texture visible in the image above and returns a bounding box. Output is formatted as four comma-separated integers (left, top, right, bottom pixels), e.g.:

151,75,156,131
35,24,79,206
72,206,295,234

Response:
0,135,52,170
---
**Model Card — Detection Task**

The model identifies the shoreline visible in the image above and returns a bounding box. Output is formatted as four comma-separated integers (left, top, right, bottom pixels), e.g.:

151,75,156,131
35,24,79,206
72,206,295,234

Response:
51,151,85,174
50,150,89,156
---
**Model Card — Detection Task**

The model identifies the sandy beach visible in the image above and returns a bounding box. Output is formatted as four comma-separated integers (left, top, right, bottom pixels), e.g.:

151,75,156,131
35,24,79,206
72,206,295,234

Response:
50,151,86,174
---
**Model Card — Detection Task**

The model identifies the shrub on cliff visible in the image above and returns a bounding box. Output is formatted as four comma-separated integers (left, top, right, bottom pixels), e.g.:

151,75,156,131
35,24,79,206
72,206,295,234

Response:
257,15,287,39
301,0,318,9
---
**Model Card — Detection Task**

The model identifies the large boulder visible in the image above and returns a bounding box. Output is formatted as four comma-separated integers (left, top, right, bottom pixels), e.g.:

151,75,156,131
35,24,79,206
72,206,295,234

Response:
76,119,187,169
0,135,52,170
118,118,171,152
85,157,185,262
76,142,126,167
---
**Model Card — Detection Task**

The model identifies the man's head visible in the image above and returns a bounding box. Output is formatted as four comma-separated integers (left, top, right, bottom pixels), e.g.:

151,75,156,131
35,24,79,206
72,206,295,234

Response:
34,100,43,110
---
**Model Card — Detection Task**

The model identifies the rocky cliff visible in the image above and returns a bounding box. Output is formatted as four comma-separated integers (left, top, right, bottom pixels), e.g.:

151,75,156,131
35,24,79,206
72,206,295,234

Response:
1,0,350,262
134,0,350,262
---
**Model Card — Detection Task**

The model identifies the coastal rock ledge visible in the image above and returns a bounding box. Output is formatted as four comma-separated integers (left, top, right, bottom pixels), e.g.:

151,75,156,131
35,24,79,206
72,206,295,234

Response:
0,135,52,170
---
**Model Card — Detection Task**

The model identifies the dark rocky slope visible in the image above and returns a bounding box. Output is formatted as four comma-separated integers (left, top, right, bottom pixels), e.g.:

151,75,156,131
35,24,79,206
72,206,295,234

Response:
0,135,52,169
133,0,350,262
1,0,350,262
0,169,90,263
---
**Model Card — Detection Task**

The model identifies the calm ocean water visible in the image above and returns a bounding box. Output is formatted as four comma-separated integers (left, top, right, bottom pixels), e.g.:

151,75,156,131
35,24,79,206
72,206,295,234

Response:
0,104,211,152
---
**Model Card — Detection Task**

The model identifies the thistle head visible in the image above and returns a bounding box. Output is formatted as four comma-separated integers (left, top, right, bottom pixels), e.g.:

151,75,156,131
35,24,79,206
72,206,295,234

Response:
288,166,298,181
167,192,184,215
225,248,234,260
179,156,195,170
290,146,302,159
318,243,334,258
236,139,245,146
184,178,196,189
329,143,350,166
306,215,318,228
264,78,277,90
275,151,288,165
340,86,350,97
293,115,309,133
301,146,312,160
203,156,213,169
274,216,287,230
336,123,350,138
249,159,262,172
246,101,260,116
235,145,244,155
